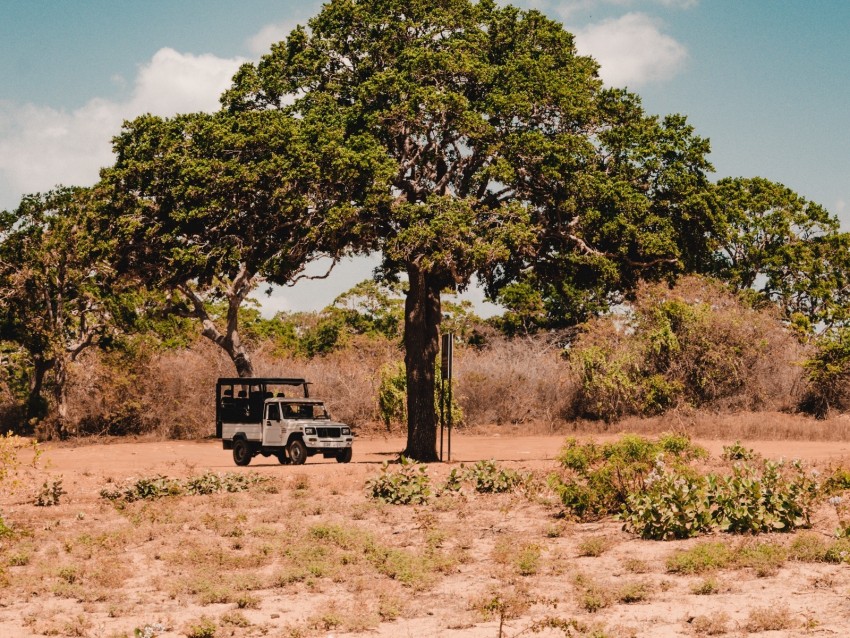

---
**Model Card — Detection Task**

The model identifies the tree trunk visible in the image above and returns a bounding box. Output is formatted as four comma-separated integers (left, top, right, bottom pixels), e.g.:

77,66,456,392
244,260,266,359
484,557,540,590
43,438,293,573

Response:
52,356,70,438
228,336,254,378
26,358,51,426
402,264,442,462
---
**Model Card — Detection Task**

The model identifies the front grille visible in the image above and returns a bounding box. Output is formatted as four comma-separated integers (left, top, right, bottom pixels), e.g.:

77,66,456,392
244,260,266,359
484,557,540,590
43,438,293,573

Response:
317,427,342,438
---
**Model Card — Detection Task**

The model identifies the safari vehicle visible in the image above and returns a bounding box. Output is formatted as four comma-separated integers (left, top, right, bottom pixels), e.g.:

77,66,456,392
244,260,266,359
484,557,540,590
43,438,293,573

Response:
216,377,353,466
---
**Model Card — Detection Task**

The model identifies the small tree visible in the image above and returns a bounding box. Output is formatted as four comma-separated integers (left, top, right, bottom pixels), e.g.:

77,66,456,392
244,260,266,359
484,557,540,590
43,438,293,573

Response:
0,188,135,436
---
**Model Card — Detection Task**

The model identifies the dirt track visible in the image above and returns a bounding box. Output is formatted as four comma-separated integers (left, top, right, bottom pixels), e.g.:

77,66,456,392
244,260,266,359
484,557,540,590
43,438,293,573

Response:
34,434,850,476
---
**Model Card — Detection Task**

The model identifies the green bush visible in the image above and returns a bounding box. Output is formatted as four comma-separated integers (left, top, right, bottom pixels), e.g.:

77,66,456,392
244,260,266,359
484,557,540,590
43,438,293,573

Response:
366,457,431,505
721,440,756,462
621,457,712,540
463,460,524,494
34,477,66,507
100,472,267,503
708,459,819,533
550,434,706,520
569,277,800,421
801,327,850,417
378,360,463,431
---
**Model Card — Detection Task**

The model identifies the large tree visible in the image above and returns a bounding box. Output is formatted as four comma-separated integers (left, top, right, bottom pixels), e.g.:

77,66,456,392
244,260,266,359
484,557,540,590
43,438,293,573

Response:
100,109,387,377
222,0,715,460
0,187,133,436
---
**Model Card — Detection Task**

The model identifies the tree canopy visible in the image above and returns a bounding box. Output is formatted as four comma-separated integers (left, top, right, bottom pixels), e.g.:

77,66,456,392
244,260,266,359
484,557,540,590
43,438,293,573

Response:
100,108,388,376
711,176,850,333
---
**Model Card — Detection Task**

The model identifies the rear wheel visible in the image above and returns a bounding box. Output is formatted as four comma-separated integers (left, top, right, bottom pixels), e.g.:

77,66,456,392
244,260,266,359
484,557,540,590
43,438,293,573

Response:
288,439,307,465
232,439,252,466
336,447,352,464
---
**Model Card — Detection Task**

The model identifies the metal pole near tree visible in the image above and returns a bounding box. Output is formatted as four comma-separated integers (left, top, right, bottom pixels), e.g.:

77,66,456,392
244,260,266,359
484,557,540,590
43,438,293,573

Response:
441,334,453,462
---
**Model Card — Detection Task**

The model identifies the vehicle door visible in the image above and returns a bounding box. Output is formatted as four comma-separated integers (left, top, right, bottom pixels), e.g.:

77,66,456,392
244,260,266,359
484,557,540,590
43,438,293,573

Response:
262,402,283,446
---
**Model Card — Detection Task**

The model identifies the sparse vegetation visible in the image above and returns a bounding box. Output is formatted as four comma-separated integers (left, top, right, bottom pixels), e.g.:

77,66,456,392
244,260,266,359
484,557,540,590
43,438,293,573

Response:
99,472,268,503
2,436,850,636
366,457,431,505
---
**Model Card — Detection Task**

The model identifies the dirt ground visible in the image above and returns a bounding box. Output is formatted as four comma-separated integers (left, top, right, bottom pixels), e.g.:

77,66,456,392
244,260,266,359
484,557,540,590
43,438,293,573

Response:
3,432,850,638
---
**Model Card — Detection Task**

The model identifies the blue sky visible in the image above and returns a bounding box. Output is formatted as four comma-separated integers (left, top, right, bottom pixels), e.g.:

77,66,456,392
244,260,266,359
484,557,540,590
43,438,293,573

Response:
1,0,848,314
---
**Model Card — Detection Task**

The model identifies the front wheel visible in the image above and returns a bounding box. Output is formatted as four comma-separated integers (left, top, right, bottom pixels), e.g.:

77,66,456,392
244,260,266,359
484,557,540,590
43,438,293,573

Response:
336,447,352,464
288,439,307,465
233,439,252,466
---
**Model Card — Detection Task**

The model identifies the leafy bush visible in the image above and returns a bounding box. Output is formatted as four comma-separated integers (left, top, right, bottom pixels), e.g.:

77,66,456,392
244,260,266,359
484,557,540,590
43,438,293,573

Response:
801,327,850,417
621,457,712,540
366,457,431,505
721,440,756,461
378,361,463,431
708,459,819,533
463,460,524,494
34,477,66,507
0,431,41,492
550,434,707,520
100,472,267,503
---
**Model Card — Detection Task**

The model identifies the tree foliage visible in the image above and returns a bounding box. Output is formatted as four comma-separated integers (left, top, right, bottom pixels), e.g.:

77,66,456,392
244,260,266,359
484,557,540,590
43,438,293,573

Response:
0,187,135,436
711,176,850,333
100,108,387,376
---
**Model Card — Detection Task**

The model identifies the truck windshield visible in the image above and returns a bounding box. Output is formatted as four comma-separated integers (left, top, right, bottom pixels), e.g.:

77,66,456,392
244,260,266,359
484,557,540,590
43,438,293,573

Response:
284,403,329,419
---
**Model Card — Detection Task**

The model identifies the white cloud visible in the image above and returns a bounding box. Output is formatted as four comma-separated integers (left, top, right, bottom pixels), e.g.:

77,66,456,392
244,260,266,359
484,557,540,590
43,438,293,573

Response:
573,13,687,87
0,48,244,211
247,20,303,56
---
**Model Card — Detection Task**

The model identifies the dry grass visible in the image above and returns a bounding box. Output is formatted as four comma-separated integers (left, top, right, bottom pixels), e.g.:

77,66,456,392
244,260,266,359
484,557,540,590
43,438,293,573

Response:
3,441,850,637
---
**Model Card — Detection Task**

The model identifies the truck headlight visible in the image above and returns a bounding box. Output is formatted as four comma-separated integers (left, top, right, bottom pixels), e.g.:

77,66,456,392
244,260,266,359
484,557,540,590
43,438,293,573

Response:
341,427,351,435
304,427,316,435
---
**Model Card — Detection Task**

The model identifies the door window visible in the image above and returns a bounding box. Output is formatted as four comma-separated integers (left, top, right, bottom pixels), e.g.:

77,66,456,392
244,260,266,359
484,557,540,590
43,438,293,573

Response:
266,403,281,421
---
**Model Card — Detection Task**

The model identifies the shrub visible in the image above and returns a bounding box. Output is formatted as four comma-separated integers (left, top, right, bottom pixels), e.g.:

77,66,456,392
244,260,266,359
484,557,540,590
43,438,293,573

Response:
455,335,576,427
0,431,41,492
569,277,803,421
378,361,463,431
621,457,712,540
34,477,66,507
735,541,787,577
100,472,267,503
721,440,756,462
463,460,524,494
185,616,217,638
550,434,706,520
745,605,794,632
709,459,819,533
366,457,431,505
665,542,732,574
801,327,850,418
576,536,611,557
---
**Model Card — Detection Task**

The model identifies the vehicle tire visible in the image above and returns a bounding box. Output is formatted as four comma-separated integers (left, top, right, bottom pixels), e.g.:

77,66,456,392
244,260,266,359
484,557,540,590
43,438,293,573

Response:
232,438,252,466
335,447,352,464
277,451,289,465
288,439,307,465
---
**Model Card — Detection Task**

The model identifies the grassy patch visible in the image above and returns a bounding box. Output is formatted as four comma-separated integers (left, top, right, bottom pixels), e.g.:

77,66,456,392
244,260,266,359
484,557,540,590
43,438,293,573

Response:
666,542,732,575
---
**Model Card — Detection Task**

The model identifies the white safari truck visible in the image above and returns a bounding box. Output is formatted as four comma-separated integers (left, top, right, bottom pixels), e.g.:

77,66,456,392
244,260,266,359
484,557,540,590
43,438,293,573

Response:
216,377,353,466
